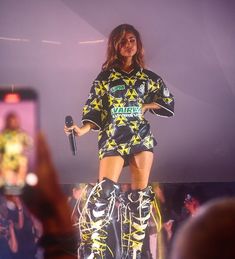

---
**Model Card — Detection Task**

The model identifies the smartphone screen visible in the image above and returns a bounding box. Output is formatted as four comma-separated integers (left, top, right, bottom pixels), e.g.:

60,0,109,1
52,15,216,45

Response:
0,88,38,195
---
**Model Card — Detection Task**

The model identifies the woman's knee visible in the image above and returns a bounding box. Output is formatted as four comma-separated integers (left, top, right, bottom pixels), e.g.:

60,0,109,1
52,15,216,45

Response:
130,151,154,170
99,156,124,182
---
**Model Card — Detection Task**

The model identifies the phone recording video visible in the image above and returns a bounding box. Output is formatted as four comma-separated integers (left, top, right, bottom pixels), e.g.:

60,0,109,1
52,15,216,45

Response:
0,88,38,195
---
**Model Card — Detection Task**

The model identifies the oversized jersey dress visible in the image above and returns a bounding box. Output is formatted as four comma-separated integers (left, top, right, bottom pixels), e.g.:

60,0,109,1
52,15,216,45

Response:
82,66,174,164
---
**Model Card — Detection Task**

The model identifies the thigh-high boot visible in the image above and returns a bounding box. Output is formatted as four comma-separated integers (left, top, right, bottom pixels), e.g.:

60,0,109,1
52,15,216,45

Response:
120,186,155,259
79,178,119,259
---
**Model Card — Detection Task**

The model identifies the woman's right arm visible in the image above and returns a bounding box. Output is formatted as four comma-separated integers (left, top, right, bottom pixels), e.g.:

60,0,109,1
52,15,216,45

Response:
64,122,95,137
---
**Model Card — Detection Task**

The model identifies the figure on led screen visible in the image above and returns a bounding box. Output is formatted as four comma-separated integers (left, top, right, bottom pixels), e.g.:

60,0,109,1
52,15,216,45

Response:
0,112,32,189
64,24,174,258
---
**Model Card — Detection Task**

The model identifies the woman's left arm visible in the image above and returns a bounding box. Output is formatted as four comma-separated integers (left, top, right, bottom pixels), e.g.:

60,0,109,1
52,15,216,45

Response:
146,76,175,117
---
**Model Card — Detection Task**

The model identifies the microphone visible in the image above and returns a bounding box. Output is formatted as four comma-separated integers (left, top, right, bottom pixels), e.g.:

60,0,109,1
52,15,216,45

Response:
65,115,77,155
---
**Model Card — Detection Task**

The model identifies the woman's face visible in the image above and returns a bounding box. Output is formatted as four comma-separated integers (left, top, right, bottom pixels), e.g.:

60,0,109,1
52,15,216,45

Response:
118,32,137,59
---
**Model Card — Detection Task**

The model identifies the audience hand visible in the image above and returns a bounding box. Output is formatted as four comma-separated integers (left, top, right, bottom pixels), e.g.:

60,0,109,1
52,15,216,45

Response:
22,133,77,258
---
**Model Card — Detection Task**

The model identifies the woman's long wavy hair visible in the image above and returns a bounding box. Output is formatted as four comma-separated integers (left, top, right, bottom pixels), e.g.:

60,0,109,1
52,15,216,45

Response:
102,24,145,71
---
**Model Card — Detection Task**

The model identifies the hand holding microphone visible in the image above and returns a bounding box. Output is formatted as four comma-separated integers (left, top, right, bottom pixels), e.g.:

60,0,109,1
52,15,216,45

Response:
65,116,77,155
64,116,94,155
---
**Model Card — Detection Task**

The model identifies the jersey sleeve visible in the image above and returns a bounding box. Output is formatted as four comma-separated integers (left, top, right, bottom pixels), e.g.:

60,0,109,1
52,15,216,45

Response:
81,77,108,131
146,77,174,117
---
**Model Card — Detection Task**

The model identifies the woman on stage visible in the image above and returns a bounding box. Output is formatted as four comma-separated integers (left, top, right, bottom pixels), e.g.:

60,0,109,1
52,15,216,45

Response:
64,24,174,259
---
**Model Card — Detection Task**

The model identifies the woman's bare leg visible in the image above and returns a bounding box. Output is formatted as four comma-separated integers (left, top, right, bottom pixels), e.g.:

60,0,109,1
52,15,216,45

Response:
98,156,124,182
129,151,154,190
121,151,154,258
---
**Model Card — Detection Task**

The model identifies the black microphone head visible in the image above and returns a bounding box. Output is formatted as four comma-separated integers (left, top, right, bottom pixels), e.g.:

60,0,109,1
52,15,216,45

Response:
65,115,74,127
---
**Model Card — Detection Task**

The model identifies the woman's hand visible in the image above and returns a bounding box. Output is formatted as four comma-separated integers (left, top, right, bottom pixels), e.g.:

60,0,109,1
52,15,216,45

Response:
64,123,94,137
142,102,161,114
